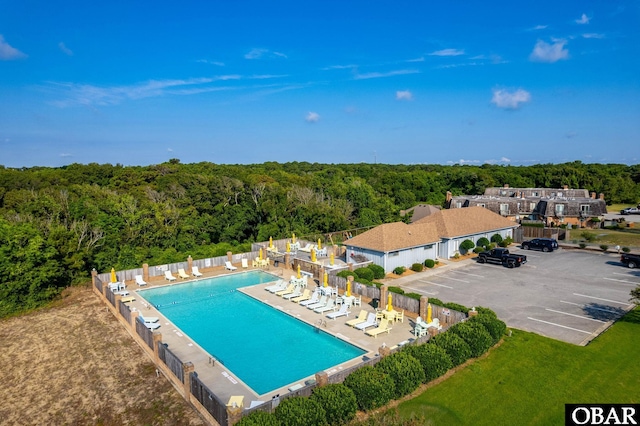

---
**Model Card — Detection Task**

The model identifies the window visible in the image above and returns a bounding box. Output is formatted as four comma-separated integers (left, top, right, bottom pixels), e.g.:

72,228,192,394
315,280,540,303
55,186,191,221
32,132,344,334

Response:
530,202,537,211
389,251,399,257
500,204,509,215
532,191,539,197
423,244,433,250
555,204,565,216
580,205,590,214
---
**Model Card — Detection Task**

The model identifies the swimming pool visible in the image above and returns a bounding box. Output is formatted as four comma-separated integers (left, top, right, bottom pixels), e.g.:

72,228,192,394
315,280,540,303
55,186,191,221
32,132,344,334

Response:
140,271,366,395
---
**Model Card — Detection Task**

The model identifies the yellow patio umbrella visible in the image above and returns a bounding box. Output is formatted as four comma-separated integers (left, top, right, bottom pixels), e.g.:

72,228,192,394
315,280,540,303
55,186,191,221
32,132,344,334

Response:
259,248,263,260
292,233,296,244
427,303,432,323
323,271,328,287
346,281,351,297
286,242,291,253
110,268,117,283
269,236,273,249
311,248,317,262
297,265,301,279
317,239,322,250
387,293,393,311
330,252,334,266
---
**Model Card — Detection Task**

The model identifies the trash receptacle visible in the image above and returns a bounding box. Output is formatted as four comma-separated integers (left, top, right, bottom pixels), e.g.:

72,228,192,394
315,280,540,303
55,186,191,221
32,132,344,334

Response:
371,298,379,309
274,260,279,267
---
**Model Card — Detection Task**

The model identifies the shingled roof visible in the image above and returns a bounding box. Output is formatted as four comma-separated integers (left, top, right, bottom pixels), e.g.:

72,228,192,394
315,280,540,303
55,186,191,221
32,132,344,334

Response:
345,221,440,252
413,205,518,238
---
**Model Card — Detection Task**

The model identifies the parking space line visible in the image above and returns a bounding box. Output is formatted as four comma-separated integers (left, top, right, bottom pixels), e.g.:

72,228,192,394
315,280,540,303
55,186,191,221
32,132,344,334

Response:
449,270,484,278
573,293,629,305
545,308,606,323
527,317,591,334
400,285,437,295
418,280,453,289
560,301,620,314
441,276,469,283
603,277,640,286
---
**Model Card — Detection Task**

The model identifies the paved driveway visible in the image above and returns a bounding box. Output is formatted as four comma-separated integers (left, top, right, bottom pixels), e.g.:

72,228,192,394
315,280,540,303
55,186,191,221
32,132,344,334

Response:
397,249,638,345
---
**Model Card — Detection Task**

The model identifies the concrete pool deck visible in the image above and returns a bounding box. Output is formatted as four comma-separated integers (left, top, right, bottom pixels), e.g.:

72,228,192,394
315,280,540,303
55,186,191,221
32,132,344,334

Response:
123,266,420,408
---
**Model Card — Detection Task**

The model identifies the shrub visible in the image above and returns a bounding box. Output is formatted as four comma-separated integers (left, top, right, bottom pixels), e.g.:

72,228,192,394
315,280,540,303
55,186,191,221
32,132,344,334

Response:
375,352,425,398
310,384,357,426
236,410,279,426
579,243,587,249
343,366,395,411
581,231,596,242
469,314,507,345
367,264,386,279
274,396,327,426
411,263,424,272
430,332,472,367
623,247,631,253
490,234,503,244
427,297,444,306
393,266,406,275
336,270,352,279
388,286,404,295
449,322,493,358
473,246,485,253
452,252,460,259
403,344,453,383
424,259,435,268
460,239,475,253
475,306,497,318
476,237,490,248
372,281,384,289
600,244,609,252
442,302,470,314
405,292,422,301
356,278,372,286
354,267,374,282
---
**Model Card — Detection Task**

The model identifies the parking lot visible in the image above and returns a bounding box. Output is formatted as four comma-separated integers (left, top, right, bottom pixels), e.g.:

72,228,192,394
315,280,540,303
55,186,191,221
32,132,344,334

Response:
398,248,639,345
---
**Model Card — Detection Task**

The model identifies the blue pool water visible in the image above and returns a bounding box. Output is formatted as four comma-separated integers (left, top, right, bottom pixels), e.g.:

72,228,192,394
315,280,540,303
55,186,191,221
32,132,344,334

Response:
140,271,365,395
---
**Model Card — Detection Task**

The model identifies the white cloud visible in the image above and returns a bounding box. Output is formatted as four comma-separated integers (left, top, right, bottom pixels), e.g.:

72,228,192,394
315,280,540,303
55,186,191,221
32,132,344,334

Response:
395,90,413,101
244,48,287,60
406,56,424,62
305,112,320,123
197,59,225,66
576,13,590,24
322,64,358,70
59,153,72,158
500,157,511,163
428,48,465,57
531,25,548,31
582,33,605,39
529,39,569,63
447,159,481,165
491,88,531,110
0,35,27,60
354,69,419,80
58,42,73,56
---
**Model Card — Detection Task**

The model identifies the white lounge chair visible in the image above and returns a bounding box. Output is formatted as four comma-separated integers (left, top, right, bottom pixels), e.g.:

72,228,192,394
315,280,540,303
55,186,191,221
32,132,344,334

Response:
143,321,161,330
306,295,328,310
299,243,314,253
283,287,302,300
225,261,238,271
139,314,159,323
192,266,203,277
164,271,177,281
314,298,335,313
135,275,147,286
290,289,311,303
366,318,392,338
355,313,378,330
275,284,295,296
241,258,249,269
346,310,368,327
265,279,286,292
178,268,190,279
326,303,350,320
299,290,320,306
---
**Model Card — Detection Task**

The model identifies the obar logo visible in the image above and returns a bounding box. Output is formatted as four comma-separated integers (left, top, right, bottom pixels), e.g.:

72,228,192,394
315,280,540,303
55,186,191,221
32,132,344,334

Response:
566,404,639,425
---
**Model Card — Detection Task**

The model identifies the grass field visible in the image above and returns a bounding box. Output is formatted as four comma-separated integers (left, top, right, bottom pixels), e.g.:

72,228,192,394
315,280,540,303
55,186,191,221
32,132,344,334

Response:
397,309,640,426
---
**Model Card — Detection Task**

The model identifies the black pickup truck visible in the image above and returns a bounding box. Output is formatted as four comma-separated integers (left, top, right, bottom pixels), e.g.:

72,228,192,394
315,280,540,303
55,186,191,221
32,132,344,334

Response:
477,248,527,268
621,253,640,269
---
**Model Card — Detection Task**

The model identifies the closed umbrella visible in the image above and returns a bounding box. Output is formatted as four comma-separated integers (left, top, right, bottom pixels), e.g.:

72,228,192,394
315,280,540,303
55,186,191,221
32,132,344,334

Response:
110,268,117,283
286,242,291,253
427,303,432,323
311,248,317,262
259,248,263,260
323,271,328,287
330,252,334,266
346,281,351,297
269,236,273,249
387,293,393,311
297,265,301,279
292,233,296,244
318,239,322,250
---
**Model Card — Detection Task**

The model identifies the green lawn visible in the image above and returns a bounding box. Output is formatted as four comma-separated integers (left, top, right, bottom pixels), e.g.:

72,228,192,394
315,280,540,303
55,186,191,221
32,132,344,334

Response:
397,309,640,425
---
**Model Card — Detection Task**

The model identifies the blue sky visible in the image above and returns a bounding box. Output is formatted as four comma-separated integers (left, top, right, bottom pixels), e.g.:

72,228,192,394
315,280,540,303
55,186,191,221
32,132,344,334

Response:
1,1,639,167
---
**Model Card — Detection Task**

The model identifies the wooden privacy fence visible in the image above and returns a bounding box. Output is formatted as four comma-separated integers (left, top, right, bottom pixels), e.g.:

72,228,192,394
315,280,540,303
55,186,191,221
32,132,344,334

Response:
191,373,229,426
388,292,420,314
158,344,184,383
135,317,155,350
118,300,131,323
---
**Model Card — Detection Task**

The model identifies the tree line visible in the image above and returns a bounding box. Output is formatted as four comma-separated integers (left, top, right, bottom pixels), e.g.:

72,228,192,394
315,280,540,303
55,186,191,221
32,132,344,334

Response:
1,160,638,317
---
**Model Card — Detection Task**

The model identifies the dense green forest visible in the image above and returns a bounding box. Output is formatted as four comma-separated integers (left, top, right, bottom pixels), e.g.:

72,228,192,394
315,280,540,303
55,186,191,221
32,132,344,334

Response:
1,160,639,317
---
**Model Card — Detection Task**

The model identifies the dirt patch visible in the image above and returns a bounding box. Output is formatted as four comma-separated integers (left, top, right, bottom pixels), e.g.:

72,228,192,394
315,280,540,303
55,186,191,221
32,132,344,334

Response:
0,286,205,426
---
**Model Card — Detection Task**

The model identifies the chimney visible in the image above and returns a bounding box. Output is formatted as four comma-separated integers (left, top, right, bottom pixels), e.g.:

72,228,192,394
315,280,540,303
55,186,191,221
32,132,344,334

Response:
591,192,596,199
503,184,509,188
599,193,605,200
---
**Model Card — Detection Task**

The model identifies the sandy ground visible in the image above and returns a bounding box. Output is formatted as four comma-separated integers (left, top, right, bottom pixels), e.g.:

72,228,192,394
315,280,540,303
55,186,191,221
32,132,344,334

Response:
0,286,205,426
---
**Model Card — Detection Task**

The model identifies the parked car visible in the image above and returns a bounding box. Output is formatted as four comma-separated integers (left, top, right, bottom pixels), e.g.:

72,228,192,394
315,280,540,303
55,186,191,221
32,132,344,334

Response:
620,253,640,269
521,238,558,252
477,248,527,268
620,207,640,215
